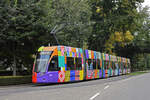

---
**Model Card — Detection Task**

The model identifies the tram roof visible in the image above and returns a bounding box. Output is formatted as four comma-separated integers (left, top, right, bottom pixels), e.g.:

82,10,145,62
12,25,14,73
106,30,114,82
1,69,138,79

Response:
38,45,130,62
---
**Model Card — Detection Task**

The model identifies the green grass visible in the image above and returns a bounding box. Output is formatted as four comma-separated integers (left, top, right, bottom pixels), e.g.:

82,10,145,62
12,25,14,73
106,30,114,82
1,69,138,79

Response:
0,75,32,86
128,71,148,76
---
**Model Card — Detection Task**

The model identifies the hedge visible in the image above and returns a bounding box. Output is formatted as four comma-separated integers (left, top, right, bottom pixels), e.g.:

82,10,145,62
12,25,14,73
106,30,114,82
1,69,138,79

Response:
0,75,32,86
0,70,31,76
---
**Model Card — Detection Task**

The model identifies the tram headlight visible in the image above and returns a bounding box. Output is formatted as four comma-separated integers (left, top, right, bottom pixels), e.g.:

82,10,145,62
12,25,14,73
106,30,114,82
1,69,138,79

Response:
40,72,45,76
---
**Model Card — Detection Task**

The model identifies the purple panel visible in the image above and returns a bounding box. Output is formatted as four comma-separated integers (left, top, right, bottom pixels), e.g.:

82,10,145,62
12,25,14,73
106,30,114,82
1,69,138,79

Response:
99,69,102,78
36,71,58,83
79,53,81,57
85,50,89,59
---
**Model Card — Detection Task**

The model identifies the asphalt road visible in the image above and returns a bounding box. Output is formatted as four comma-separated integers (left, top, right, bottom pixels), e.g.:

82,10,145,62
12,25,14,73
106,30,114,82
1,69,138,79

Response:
0,73,149,100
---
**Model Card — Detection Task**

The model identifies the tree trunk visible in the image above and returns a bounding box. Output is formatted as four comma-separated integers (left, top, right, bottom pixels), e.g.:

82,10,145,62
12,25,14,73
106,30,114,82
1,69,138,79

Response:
13,54,17,76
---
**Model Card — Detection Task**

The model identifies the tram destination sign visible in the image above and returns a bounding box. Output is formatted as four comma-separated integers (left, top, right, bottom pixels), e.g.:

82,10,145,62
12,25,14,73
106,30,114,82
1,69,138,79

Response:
40,51,52,55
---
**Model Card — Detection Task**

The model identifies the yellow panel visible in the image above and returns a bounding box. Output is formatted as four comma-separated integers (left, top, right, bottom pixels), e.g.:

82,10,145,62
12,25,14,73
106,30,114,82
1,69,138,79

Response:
58,51,61,56
88,50,91,59
79,70,84,80
65,71,70,82
97,70,99,78
69,52,72,57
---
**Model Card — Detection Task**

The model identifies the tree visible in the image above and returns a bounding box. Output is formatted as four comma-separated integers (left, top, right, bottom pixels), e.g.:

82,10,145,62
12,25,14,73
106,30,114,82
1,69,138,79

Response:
44,0,92,47
0,0,93,75
0,0,50,75
88,0,144,54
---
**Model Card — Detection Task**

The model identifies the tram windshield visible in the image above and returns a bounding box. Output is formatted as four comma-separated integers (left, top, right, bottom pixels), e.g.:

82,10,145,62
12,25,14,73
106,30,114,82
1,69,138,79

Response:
34,51,52,72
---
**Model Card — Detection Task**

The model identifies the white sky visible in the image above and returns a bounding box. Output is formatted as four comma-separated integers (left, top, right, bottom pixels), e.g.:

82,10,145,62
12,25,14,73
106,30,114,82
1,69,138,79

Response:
142,0,150,7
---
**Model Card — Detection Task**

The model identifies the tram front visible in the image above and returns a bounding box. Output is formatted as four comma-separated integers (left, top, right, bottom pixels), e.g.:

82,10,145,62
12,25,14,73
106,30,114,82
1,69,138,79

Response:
32,46,59,83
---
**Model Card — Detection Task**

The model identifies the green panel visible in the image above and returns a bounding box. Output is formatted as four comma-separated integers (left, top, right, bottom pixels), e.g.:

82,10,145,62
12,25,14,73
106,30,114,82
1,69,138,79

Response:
58,56,65,67
38,46,44,52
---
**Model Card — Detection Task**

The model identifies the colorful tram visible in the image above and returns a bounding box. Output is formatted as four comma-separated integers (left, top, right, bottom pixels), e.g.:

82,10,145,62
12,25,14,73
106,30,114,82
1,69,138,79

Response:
32,46,131,83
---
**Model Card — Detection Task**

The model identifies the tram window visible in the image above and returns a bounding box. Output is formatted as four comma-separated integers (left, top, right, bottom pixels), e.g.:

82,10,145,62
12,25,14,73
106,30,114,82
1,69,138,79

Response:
128,63,131,69
48,56,60,71
76,58,82,70
115,62,119,69
121,62,123,69
87,59,92,70
125,63,128,68
118,62,121,69
123,63,125,69
110,61,112,69
104,61,107,70
112,62,115,70
97,59,101,69
107,61,110,69
111,62,113,69
67,57,75,70
93,59,97,69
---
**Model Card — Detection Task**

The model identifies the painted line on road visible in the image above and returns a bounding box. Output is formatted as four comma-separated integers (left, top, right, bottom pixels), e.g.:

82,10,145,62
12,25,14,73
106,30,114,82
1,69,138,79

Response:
89,92,100,100
89,85,110,100
104,85,110,90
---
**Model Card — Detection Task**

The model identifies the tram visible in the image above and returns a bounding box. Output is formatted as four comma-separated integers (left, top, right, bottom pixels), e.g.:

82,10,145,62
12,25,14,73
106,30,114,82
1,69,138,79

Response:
32,46,131,83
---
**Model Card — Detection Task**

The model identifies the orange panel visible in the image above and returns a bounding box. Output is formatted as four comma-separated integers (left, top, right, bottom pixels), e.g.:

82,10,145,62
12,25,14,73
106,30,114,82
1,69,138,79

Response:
53,48,58,56
91,51,94,59
43,46,57,51
65,56,67,64
100,60,102,67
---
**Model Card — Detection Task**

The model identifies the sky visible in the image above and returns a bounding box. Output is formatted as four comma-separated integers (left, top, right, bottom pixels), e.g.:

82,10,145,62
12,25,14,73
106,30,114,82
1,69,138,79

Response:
142,0,150,7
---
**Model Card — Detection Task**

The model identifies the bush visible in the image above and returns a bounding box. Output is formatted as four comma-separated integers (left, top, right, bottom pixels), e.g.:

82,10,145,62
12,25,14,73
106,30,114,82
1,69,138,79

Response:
0,70,13,76
0,70,31,76
0,75,32,86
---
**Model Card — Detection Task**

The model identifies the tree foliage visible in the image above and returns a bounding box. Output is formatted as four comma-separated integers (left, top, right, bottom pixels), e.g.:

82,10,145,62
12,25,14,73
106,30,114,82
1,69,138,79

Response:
0,0,150,74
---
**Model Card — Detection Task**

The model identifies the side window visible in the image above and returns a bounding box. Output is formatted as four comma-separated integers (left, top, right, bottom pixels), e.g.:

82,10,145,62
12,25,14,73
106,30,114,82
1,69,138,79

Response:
109,61,112,69
48,56,60,71
67,57,75,70
76,58,82,70
112,61,115,70
118,62,121,69
104,61,107,70
93,59,97,69
106,61,110,69
123,63,125,69
115,62,119,69
97,59,101,69
87,59,92,70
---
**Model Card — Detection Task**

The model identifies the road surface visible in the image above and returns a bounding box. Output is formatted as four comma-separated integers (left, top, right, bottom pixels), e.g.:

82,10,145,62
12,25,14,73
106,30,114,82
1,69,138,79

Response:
0,73,150,100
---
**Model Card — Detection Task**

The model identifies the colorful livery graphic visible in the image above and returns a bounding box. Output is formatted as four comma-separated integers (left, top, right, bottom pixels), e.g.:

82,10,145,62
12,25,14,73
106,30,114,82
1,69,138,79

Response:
32,46,131,83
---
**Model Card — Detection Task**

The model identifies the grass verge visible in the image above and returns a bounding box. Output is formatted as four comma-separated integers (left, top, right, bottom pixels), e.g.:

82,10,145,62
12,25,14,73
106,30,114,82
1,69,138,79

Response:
0,75,32,86
128,71,148,76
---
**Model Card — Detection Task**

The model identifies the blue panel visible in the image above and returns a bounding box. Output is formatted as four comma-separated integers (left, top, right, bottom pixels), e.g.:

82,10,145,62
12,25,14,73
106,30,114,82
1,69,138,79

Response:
103,69,105,78
94,51,97,59
67,51,70,57
65,64,67,71
108,69,110,77
72,52,75,57
70,70,75,81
